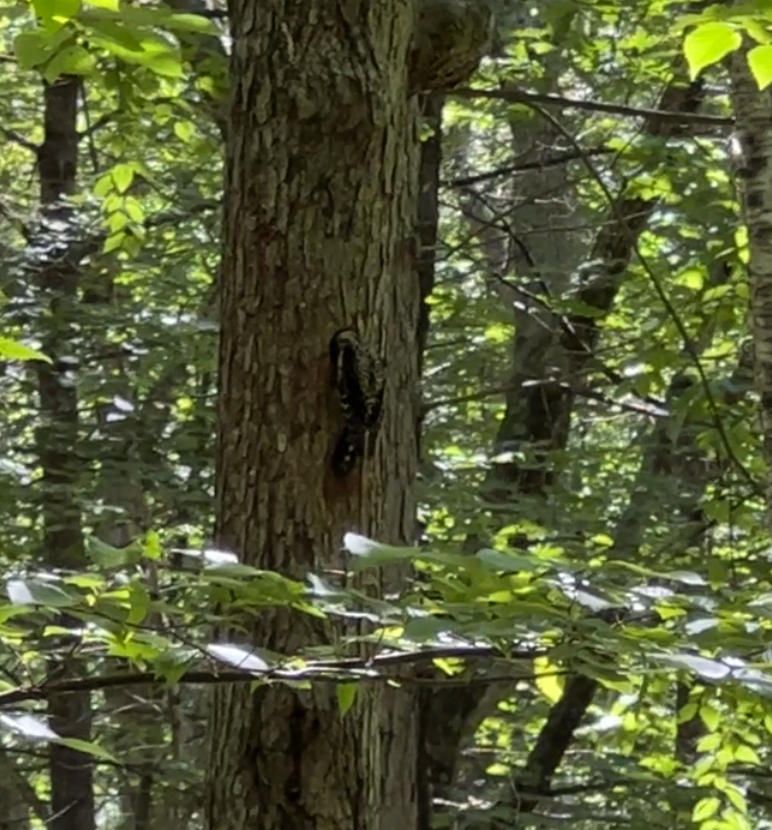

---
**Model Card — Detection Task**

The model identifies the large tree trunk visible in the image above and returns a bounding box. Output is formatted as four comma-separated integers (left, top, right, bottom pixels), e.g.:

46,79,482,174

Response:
204,2,421,829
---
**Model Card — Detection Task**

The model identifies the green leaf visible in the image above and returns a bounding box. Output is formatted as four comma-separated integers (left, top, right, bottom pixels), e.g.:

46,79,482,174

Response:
107,211,130,233
700,704,720,732
6,579,77,609
84,0,119,11
86,535,142,567
675,267,704,290
345,533,416,569
142,529,161,560
103,231,127,253
83,18,144,50
721,784,748,815
336,683,358,716
534,655,564,703
112,163,135,194
679,702,699,723
0,337,51,363
88,33,183,78
747,45,772,91
652,652,730,680
13,31,49,69
475,548,542,573
692,796,720,822
402,616,458,641
206,644,270,673
0,713,58,740
123,197,145,223
203,561,261,577
57,737,119,763
126,581,150,626
174,121,195,142
44,44,96,82
683,22,741,80
93,173,114,198
33,0,81,26
83,5,218,34
733,744,761,765
163,12,219,34
153,648,195,684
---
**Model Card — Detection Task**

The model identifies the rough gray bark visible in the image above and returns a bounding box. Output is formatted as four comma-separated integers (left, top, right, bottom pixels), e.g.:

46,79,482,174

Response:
204,2,423,830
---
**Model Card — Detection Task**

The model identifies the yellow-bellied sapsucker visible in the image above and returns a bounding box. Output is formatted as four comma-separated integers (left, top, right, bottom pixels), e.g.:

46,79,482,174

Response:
329,328,385,477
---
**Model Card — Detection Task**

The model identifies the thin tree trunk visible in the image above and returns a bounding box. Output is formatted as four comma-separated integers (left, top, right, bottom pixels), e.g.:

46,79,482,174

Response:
35,76,96,830
418,65,708,816
728,33,772,530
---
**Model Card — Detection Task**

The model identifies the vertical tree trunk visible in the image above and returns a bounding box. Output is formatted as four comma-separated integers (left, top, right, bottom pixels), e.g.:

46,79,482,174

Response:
728,38,772,531
205,2,420,829
35,76,96,830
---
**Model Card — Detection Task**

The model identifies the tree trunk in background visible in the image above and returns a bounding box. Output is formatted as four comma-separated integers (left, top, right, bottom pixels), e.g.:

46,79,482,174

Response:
34,76,96,830
204,1,420,829
728,39,772,531
419,53,707,821
420,20,587,804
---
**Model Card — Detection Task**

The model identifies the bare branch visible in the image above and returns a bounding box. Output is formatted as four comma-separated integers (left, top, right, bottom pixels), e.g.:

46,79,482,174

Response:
0,645,543,708
447,86,733,128
0,124,37,152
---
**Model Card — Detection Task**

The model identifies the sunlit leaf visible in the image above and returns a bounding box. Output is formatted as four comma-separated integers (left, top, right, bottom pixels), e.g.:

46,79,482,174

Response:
0,713,58,741
534,655,564,703
206,644,270,673
142,529,161,560
82,17,143,49
683,22,741,80
6,579,77,608
747,44,772,90
733,744,761,765
700,704,721,732
85,0,119,10
0,337,51,363
174,121,195,142
336,683,357,716
33,0,80,25
652,652,730,680
344,533,416,569
692,796,720,822
112,163,136,194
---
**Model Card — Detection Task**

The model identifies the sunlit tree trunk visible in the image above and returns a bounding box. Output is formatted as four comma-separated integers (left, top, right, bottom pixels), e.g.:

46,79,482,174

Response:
728,43,772,530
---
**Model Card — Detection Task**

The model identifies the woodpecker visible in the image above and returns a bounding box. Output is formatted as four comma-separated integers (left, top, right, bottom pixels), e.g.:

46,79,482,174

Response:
329,328,385,477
